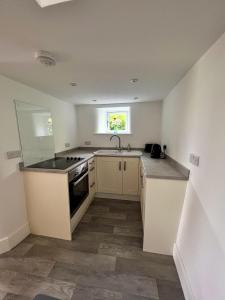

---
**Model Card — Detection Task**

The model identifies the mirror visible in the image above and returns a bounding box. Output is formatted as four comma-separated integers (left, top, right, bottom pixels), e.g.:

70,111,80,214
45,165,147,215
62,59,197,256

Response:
14,100,55,166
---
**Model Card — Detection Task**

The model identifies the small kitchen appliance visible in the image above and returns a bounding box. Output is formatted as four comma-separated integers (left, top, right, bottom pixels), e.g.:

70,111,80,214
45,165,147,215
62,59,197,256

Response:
144,143,153,153
150,144,162,159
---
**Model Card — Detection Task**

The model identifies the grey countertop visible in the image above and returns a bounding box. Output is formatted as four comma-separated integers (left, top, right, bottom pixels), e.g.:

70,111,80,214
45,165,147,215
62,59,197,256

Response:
141,153,189,180
20,148,189,181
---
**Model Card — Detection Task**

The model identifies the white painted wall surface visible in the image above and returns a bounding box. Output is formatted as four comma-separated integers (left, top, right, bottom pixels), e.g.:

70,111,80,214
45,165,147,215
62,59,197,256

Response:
161,33,225,300
77,101,162,148
0,74,79,251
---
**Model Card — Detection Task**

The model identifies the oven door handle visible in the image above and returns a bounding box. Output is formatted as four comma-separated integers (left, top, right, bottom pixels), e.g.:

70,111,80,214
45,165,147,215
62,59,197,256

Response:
72,171,88,187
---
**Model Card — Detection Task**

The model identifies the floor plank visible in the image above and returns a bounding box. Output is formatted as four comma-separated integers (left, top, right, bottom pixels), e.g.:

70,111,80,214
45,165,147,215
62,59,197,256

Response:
26,245,116,273
0,271,75,300
0,257,55,277
116,257,179,282
157,279,185,300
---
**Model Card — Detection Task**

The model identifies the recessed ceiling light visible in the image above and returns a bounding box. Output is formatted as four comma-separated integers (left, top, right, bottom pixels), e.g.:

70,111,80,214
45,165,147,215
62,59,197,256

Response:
35,0,72,8
134,97,139,100
70,82,77,86
129,78,139,83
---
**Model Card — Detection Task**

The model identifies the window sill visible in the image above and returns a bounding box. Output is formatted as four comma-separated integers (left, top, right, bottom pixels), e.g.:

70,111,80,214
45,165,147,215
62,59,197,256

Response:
94,132,132,135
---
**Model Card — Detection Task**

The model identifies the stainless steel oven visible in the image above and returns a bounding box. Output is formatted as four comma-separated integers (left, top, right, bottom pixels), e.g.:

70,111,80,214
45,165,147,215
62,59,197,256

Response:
68,161,89,218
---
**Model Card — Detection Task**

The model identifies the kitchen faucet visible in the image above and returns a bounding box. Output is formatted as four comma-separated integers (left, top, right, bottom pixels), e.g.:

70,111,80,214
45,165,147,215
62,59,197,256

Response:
110,135,122,151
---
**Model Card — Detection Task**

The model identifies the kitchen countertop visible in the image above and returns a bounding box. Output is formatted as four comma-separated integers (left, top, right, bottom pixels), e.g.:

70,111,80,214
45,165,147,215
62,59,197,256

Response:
20,148,189,180
141,153,189,180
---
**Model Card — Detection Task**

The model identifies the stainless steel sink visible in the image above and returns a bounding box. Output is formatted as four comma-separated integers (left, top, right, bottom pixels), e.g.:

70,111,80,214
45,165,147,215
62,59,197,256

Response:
93,149,142,156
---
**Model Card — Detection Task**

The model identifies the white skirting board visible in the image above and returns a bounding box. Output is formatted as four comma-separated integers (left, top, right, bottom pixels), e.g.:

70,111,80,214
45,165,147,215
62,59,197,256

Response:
95,192,140,201
173,243,196,300
0,223,30,255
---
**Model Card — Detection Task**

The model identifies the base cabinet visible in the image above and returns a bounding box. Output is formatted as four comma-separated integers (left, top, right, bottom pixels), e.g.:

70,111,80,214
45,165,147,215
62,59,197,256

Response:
142,174,187,255
89,157,96,201
24,171,72,240
96,156,139,196
140,167,146,225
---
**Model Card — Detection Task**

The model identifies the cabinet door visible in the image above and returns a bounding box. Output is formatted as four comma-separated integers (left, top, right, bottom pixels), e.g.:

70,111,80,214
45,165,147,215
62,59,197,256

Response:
97,157,123,194
122,158,140,195
140,173,146,224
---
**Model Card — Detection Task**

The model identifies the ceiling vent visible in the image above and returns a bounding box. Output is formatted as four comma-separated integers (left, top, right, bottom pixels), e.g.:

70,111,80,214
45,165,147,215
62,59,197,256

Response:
35,50,56,66
35,0,72,7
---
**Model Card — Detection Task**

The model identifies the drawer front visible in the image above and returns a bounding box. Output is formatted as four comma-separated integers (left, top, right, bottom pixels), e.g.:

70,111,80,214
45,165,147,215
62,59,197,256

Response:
89,169,96,187
88,157,95,168
89,158,96,201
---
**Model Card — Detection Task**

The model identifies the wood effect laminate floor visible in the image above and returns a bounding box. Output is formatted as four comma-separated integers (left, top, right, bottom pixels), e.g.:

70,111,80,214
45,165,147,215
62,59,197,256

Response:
0,198,185,300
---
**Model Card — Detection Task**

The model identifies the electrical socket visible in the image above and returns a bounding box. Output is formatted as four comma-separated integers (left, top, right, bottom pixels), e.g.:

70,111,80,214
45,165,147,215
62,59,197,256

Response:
193,155,200,166
189,153,194,163
189,153,200,166
84,141,91,146
6,150,21,159
65,143,70,148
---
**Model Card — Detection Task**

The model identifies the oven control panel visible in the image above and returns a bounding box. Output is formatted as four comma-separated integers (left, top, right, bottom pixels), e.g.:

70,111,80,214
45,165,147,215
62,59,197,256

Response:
68,162,88,182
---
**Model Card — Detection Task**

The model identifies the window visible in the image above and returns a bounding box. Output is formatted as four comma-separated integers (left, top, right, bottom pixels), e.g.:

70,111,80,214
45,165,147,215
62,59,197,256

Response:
96,107,131,134
107,111,128,131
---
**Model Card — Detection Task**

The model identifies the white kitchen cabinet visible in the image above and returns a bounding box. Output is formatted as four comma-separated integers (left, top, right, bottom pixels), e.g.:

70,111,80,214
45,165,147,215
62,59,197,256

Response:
89,157,96,201
140,166,146,224
122,157,140,195
96,156,139,196
141,165,187,255
96,156,123,194
23,171,72,240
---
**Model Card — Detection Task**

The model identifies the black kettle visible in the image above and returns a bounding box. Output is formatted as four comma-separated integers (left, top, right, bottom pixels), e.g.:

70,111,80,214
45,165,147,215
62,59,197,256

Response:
150,144,162,159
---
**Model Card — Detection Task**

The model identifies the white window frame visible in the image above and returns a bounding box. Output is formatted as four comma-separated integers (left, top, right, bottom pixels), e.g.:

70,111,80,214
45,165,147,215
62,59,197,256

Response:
96,106,131,134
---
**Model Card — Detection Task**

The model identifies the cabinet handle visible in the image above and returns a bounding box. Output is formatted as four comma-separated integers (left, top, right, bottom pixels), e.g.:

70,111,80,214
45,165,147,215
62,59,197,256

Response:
119,161,122,171
90,182,95,188
141,175,144,188
124,161,126,171
90,167,95,172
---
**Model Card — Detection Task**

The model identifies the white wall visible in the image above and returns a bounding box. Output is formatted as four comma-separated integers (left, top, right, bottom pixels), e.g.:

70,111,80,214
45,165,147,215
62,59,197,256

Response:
0,74,79,252
161,33,225,300
77,101,162,148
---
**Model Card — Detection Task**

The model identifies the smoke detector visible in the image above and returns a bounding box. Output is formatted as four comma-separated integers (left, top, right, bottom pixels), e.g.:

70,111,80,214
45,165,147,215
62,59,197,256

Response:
129,78,139,83
35,50,56,66
35,0,72,7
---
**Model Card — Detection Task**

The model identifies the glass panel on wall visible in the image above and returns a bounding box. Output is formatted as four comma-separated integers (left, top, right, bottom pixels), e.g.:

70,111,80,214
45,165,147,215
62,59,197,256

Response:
14,100,55,166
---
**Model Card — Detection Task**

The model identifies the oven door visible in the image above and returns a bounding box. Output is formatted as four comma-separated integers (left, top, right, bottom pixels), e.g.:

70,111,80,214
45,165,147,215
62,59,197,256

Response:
69,171,89,218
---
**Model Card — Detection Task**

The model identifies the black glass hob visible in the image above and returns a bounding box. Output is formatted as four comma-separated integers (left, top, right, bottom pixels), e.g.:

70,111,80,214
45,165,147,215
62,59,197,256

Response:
27,157,84,170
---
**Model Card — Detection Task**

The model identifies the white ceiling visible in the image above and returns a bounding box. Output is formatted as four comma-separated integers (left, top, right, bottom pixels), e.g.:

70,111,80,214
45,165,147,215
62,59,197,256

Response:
35,0,72,8
0,0,224,105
